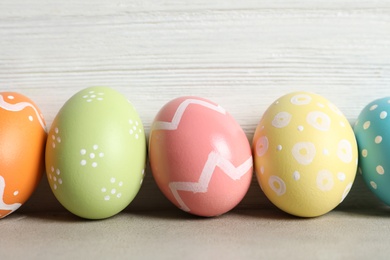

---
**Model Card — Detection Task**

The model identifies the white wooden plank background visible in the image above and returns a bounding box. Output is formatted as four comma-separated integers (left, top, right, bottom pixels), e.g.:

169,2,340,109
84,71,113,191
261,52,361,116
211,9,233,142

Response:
0,0,389,212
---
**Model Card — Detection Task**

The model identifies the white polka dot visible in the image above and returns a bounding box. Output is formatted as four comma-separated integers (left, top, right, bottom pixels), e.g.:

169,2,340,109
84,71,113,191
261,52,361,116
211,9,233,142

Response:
119,181,123,187
51,166,54,172
323,149,329,156
297,125,304,131
135,134,139,139
51,135,55,140
98,92,104,96
292,142,316,165
135,121,139,126
117,193,122,198
317,103,325,108
337,172,346,181
272,112,292,128
56,169,60,175
260,166,264,174
358,167,362,175
82,95,88,98
375,136,383,144
291,94,312,105
370,104,378,111
277,145,283,151
380,111,388,119
97,98,103,101
370,181,377,189
58,179,62,184
104,195,110,201
376,165,385,175
89,90,95,94
139,129,142,133
53,176,57,182
363,121,370,130
328,103,343,115
56,137,61,143
337,139,353,163
99,153,104,157
133,126,137,130
316,170,334,191
268,176,286,196
362,149,368,157
111,189,116,194
90,153,95,159
341,183,353,203
55,127,59,134
7,95,14,99
129,129,133,134
92,162,97,168
53,184,57,190
293,171,300,181
256,136,269,157
49,174,52,180
91,94,96,98
52,143,56,148
13,191,19,196
28,115,33,121
101,187,107,192
80,149,86,155
129,119,133,124
140,179,143,185
340,121,345,127
81,160,87,166
307,111,331,131
93,145,98,150
110,177,116,183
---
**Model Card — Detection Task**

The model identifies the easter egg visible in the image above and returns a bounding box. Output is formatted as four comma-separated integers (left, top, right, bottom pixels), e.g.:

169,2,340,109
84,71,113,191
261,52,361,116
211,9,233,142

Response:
354,97,390,205
149,96,253,217
0,92,46,219
45,87,146,219
252,92,358,217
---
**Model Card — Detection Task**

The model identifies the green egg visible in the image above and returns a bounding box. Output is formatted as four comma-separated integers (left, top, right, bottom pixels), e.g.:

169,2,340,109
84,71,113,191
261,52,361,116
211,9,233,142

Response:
45,87,146,219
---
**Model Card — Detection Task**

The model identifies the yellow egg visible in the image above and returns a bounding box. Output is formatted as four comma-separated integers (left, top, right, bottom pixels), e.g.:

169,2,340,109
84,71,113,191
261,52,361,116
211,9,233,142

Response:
252,92,358,217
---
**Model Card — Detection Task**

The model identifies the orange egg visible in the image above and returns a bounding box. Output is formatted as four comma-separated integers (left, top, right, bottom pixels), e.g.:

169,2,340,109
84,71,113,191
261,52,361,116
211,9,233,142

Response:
0,92,46,218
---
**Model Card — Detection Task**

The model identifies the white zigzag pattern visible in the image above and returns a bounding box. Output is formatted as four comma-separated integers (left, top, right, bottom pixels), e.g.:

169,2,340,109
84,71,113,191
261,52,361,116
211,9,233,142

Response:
152,98,226,131
169,152,253,212
0,94,46,131
0,176,22,218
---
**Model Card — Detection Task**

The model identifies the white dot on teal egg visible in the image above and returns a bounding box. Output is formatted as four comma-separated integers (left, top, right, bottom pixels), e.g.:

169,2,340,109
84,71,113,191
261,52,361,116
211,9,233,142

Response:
380,111,388,119
375,136,383,144
370,181,377,189
376,165,385,175
362,149,368,157
370,104,378,111
363,121,370,130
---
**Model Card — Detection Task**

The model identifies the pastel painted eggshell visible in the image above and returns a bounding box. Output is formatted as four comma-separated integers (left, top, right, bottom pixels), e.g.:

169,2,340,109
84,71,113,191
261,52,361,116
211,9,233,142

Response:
0,92,46,219
45,87,146,219
354,97,390,205
149,96,253,217
252,92,358,217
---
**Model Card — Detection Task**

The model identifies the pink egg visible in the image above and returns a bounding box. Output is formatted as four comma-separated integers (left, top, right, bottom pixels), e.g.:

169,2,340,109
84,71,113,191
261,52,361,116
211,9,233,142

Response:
149,96,253,217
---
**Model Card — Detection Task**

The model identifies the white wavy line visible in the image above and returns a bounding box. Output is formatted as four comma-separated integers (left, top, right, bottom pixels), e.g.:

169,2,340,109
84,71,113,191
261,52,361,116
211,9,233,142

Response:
169,152,253,212
152,99,226,131
0,176,21,218
0,95,46,131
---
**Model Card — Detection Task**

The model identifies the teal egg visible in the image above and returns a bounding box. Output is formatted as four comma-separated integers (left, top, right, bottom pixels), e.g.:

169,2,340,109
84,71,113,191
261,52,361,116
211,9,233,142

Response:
354,97,390,205
45,87,146,219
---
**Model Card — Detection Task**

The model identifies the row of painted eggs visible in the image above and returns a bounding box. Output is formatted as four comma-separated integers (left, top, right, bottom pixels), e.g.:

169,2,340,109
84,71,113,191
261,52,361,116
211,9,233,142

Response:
0,87,387,219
